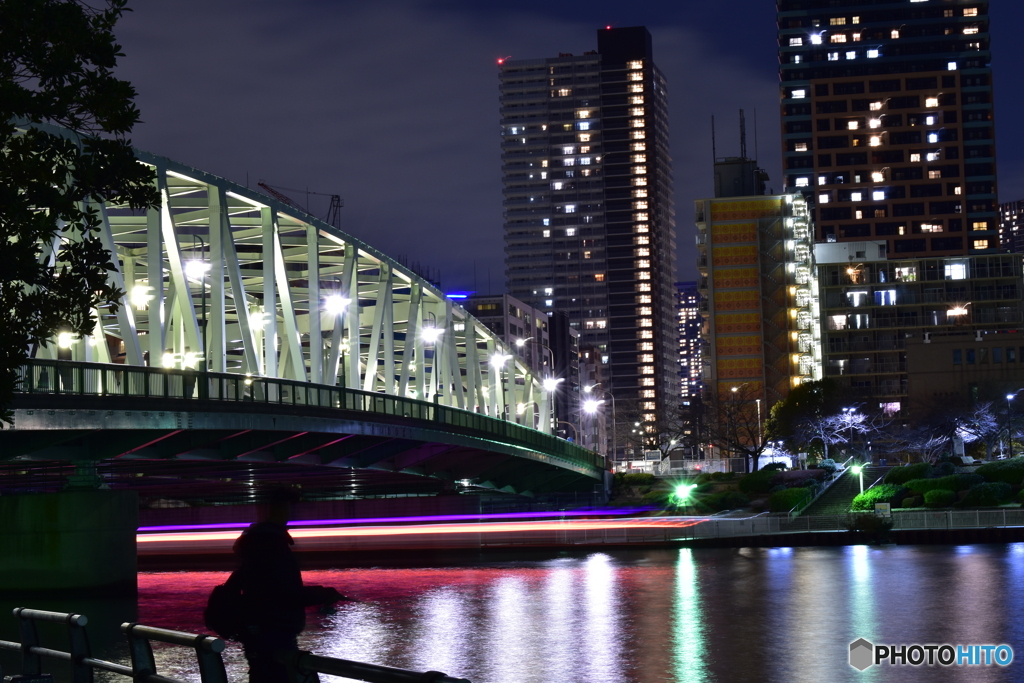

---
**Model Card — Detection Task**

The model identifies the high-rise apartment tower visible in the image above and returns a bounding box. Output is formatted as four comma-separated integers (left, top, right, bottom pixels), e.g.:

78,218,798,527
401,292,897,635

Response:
778,0,997,257
500,27,677,456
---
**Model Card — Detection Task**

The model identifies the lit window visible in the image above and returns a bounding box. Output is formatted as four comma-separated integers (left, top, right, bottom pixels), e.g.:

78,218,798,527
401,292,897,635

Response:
925,116,935,125
818,176,828,185
638,271,651,280
632,166,647,175
873,190,885,200
636,260,651,269
831,34,846,43
542,229,550,237
640,365,654,373
634,212,649,221
954,186,962,195
630,118,645,128
627,60,643,69
633,177,647,186
848,121,859,130
829,17,846,25
964,7,978,16
929,170,941,179
552,181,563,190
635,224,649,233
972,221,989,230
852,16,860,23
633,201,649,210
928,133,938,143
910,153,921,162
891,29,900,39
795,177,809,187
870,101,882,111
628,83,643,93
872,171,884,182
963,26,979,35
853,33,862,41
921,223,942,233
630,107,644,117
925,97,939,107
869,119,881,128
867,49,879,58
855,210,863,219
562,146,574,155
818,193,830,204
633,188,648,198
641,377,655,385
578,110,590,118
627,72,643,81
583,250,591,259
579,157,591,165
630,131,646,140
638,282,651,291
974,240,989,249
810,34,823,45
793,55,803,64
566,227,576,236
544,287,553,295
557,88,571,97
578,122,590,131
790,37,803,46
594,273,605,282
564,204,576,213
631,142,646,151
545,299,553,306
563,158,575,166
633,154,647,163
638,309,652,318
828,52,839,61
846,50,857,59
869,136,881,146
795,142,808,152
851,192,862,201
948,62,957,70
926,152,940,161
792,89,806,99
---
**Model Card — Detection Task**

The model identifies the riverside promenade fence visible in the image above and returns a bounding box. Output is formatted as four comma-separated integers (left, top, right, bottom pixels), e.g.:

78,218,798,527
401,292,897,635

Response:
0,608,470,683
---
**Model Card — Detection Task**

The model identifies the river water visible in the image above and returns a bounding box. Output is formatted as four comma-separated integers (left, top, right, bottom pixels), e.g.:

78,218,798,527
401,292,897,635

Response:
4,544,1024,682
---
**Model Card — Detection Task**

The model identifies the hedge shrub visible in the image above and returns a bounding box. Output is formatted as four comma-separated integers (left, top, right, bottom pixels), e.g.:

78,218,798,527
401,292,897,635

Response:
975,458,1024,487
955,473,984,490
924,489,956,507
817,459,838,475
710,472,736,481
884,463,932,486
933,461,956,477
621,472,657,487
901,496,922,509
696,491,750,512
1018,489,1024,505
905,476,958,494
961,482,1014,507
852,484,909,511
738,469,780,494
762,462,787,472
769,487,811,513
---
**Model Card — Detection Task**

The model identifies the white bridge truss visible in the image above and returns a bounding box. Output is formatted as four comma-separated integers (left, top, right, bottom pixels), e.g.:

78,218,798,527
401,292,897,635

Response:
32,137,554,433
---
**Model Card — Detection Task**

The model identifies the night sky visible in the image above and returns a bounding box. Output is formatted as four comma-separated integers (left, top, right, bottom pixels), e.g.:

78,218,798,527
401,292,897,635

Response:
114,0,1024,293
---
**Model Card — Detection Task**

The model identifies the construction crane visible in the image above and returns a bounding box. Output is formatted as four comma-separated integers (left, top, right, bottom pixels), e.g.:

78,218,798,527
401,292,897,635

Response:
257,180,344,229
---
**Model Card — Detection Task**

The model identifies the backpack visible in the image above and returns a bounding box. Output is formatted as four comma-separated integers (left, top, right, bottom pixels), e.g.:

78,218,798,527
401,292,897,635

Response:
204,576,246,640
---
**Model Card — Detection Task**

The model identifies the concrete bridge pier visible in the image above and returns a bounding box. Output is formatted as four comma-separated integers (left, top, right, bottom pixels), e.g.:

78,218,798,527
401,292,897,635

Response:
0,486,138,596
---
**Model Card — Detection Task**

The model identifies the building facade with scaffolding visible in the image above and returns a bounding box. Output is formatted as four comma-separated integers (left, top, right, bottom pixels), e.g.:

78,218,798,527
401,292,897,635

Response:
695,193,822,415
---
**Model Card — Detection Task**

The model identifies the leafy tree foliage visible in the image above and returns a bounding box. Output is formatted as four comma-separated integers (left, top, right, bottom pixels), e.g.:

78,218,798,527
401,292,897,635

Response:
0,0,157,422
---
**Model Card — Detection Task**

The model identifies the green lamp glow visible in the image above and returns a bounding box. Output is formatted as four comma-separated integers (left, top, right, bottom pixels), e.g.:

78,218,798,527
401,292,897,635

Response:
675,483,697,500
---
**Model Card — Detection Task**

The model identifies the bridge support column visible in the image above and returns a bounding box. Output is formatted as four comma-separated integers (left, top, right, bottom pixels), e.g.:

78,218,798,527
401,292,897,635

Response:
0,490,138,595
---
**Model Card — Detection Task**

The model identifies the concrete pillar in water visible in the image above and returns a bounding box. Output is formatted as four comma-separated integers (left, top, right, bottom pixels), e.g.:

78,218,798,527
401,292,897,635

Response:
0,489,138,594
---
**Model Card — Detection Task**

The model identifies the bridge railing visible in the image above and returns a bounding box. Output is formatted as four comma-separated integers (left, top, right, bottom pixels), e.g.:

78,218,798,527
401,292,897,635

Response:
0,607,470,683
14,359,603,471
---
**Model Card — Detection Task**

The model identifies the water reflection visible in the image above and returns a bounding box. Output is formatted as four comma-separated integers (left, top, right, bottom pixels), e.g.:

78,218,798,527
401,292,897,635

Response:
8,545,1022,682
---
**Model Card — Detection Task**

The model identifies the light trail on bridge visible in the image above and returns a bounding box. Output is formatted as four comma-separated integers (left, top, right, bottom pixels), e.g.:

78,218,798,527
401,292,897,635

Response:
137,515,709,555
137,507,660,533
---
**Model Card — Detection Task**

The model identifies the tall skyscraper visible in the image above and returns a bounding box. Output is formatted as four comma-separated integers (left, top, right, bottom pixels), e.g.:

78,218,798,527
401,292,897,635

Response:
999,199,1024,253
778,0,1022,415
778,0,997,257
500,27,676,458
676,281,703,404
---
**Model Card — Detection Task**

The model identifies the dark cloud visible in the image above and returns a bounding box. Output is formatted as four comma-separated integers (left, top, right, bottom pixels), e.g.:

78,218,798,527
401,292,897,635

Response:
115,1,1024,293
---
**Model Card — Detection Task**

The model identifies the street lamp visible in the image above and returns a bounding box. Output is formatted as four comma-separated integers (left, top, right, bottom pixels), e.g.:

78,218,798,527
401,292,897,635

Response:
584,383,617,463
1007,393,1020,459
491,353,513,419
542,376,564,434
850,464,864,494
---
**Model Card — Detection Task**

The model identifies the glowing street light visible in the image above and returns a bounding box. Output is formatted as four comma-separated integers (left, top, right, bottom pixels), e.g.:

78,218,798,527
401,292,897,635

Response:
542,376,564,392
323,294,350,316
583,398,602,414
184,259,211,282
491,353,512,369
850,464,864,494
674,483,698,507
57,331,75,349
421,326,444,343
130,285,154,311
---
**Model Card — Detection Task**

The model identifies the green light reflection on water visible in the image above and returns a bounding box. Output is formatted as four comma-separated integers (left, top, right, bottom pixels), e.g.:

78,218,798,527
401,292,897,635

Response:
672,548,708,683
847,544,880,681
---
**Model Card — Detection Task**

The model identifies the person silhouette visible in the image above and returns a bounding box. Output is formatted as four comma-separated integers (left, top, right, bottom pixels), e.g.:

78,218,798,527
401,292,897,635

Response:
229,489,350,683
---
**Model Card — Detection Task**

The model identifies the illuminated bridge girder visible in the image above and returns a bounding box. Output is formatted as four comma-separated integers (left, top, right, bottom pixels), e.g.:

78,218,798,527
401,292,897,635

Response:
29,128,550,432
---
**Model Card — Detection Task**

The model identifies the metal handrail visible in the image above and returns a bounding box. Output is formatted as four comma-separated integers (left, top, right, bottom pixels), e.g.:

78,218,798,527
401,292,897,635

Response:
13,359,602,471
0,608,471,683
787,456,856,518
280,649,471,683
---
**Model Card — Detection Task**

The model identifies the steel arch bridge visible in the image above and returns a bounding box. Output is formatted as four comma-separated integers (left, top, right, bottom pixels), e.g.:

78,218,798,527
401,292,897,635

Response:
4,122,604,496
